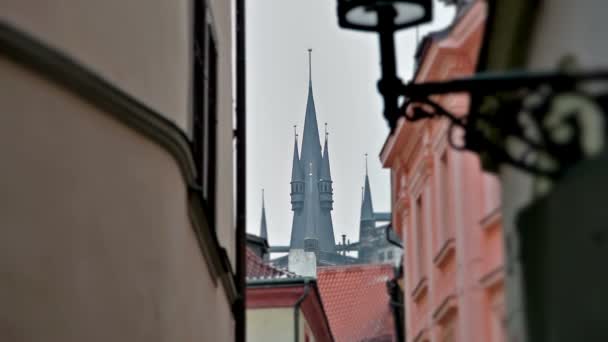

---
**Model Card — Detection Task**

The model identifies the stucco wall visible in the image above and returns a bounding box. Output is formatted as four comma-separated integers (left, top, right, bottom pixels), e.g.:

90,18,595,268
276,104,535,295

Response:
0,0,190,128
0,54,233,341
247,308,297,342
0,1,236,268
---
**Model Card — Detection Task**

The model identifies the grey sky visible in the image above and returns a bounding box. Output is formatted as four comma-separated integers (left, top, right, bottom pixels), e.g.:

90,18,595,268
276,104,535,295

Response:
246,1,456,247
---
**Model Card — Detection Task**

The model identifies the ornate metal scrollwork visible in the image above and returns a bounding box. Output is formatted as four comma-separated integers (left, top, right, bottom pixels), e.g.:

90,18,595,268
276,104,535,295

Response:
394,70,608,179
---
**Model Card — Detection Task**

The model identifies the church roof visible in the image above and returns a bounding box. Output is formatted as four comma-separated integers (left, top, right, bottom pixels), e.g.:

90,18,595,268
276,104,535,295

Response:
317,264,396,342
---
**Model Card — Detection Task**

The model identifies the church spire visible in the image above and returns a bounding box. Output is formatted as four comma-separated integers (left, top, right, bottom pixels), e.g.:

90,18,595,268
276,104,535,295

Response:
320,123,332,181
291,126,304,182
300,49,322,171
358,156,376,262
361,154,375,222
260,189,268,240
289,50,336,254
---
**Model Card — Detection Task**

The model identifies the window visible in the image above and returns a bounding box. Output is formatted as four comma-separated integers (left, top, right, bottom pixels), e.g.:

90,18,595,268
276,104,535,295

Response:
438,313,458,342
442,320,456,342
491,298,506,342
193,0,218,228
387,250,394,260
416,195,425,278
379,252,385,262
440,152,449,240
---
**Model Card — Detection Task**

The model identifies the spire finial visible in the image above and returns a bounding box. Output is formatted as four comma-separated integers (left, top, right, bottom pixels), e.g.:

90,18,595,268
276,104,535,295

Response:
259,188,268,240
308,48,312,83
294,125,298,140
365,153,369,175
324,122,328,139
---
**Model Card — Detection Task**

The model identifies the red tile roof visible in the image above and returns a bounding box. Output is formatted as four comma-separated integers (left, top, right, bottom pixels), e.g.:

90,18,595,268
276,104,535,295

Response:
317,264,396,342
246,247,295,280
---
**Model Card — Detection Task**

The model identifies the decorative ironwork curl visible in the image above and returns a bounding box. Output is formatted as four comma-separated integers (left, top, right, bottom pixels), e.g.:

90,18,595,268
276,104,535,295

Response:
392,71,608,179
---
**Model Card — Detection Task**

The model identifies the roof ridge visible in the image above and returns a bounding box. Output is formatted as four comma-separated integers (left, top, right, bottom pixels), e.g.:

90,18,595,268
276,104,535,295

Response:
318,263,393,272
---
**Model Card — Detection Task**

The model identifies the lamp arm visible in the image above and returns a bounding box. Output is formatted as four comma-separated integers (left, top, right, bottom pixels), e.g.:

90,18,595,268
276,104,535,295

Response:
390,70,608,179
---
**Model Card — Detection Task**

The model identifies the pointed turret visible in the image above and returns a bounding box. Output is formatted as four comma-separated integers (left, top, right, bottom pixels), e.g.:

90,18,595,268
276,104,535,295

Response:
291,128,304,182
259,189,268,240
319,125,333,210
290,129,305,211
360,155,375,222
320,124,332,181
358,154,377,261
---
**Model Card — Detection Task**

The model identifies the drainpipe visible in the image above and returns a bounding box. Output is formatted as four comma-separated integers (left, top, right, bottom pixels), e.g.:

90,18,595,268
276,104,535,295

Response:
386,224,403,249
387,270,405,342
385,222,404,341
294,280,311,342
234,0,246,340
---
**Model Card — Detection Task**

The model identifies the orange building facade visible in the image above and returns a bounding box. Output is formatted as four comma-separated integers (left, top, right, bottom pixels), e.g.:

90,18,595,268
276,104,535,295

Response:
380,2,505,341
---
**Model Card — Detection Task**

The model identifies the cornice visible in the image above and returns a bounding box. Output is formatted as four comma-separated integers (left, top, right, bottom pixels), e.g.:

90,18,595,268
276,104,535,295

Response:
0,22,239,307
432,294,458,325
479,265,505,291
480,207,502,231
246,285,304,308
411,276,428,302
413,328,430,342
433,238,456,269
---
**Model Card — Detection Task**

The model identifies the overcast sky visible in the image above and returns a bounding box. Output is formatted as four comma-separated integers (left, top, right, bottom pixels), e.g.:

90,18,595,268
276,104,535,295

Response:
246,1,456,247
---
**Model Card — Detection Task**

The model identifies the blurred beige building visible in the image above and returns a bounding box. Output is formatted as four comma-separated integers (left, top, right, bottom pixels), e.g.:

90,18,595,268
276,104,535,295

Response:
0,1,240,341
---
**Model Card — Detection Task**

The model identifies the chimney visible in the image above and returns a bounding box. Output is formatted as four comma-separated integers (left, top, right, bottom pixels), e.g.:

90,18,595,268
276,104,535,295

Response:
288,249,317,277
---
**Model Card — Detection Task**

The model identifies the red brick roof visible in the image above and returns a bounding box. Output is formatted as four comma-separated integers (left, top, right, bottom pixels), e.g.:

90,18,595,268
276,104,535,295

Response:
317,264,396,342
246,247,295,280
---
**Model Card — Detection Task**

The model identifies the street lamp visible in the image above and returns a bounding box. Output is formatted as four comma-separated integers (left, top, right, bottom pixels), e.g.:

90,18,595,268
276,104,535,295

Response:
337,0,432,133
337,0,608,179
337,0,432,32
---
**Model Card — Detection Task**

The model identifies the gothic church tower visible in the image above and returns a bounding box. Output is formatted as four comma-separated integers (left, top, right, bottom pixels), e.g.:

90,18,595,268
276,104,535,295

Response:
289,50,336,253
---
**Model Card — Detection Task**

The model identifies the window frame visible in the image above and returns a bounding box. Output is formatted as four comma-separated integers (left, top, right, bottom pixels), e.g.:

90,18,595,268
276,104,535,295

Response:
416,195,425,280
439,151,449,241
192,0,218,229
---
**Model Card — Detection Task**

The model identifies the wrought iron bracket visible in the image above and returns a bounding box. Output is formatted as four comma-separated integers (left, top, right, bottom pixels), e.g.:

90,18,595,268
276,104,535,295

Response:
383,70,608,179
